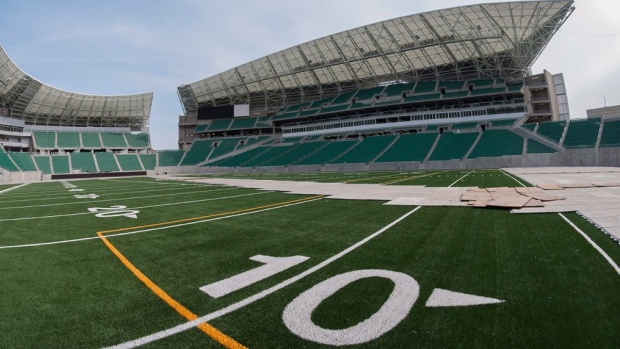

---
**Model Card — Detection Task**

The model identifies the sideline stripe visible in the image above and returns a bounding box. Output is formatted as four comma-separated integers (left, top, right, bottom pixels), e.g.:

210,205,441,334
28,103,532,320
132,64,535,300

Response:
342,173,405,184
0,183,29,195
559,213,620,275
0,196,322,249
499,169,528,188
98,233,246,349
448,170,474,187
106,206,422,349
0,191,273,222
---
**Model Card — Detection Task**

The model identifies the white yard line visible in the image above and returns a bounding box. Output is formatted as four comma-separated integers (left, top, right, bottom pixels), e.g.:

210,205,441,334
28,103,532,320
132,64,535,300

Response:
559,213,620,275
448,170,474,187
499,169,527,188
0,191,273,222
0,187,238,211
105,206,421,349
0,194,314,249
0,183,29,195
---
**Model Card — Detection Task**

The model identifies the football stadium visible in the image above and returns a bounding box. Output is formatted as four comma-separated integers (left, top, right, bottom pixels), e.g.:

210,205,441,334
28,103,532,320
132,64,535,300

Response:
2,0,620,348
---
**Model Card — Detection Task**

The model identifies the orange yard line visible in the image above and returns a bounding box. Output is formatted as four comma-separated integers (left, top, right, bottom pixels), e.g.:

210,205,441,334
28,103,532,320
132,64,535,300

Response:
97,195,322,348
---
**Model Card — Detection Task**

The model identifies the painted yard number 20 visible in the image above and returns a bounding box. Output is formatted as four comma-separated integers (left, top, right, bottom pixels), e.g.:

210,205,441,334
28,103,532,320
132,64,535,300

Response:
200,255,421,346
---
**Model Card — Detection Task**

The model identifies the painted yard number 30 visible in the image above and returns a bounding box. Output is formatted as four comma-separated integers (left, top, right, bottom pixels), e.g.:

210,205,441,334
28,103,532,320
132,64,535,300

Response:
199,255,504,346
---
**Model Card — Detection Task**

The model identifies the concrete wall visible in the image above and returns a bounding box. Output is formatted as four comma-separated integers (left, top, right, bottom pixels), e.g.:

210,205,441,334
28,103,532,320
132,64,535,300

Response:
0,171,43,184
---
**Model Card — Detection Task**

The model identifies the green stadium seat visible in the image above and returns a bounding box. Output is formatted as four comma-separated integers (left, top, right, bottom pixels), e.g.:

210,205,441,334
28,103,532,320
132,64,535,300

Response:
207,119,233,131
320,104,350,114
95,152,120,172
527,138,557,154
563,118,601,148
101,133,128,148
139,154,157,170
71,152,98,173
207,147,271,167
443,91,470,99
240,145,296,167
375,133,437,163
8,153,37,171
470,87,507,96
522,123,537,132
536,121,566,143
194,124,209,133
468,130,524,158
0,149,20,172
57,132,81,149
51,155,71,174
382,83,415,97
329,92,356,105
600,120,620,147
330,135,397,164
81,132,102,148
125,133,150,148
229,117,258,130
438,81,465,91
263,142,328,166
180,139,214,165
404,93,442,103
428,132,478,161
413,81,437,93
34,156,52,174
33,132,56,149
209,138,243,160
467,79,496,87
116,154,144,171
353,86,385,100
295,140,358,165
158,150,184,167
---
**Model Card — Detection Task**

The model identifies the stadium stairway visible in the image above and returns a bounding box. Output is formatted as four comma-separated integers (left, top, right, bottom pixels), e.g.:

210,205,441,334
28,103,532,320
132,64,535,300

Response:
202,136,274,165
514,125,565,152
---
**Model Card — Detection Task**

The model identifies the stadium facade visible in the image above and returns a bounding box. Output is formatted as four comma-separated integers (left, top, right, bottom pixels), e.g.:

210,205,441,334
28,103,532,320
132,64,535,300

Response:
4,0,620,182
0,43,154,182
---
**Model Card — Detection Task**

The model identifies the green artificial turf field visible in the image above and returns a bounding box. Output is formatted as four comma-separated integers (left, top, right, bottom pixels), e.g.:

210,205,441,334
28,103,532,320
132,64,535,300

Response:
0,172,618,348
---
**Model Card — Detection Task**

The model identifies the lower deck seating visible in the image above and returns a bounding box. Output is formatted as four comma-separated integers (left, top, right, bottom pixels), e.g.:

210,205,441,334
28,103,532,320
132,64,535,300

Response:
0,150,19,172
428,132,478,161
527,138,558,154
116,154,144,171
71,152,98,173
295,140,358,165
34,156,52,174
51,155,71,174
600,120,620,147
375,133,437,163
563,119,601,148
330,135,396,164
8,153,37,171
468,130,523,158
139,154,156,170
208,147,270,167
95,152,120,172
158,150,184,167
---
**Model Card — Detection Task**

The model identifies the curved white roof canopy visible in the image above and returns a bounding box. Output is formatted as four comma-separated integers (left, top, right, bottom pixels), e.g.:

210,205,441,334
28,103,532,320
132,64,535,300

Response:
0,44,152,127
178,0,574,114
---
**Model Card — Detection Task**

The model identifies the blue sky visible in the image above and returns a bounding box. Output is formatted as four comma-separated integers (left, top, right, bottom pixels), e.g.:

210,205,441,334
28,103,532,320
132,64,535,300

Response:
1,0,618,149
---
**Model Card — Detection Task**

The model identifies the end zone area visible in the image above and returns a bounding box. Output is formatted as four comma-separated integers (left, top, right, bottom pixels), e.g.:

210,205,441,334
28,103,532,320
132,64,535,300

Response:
0,173,619,348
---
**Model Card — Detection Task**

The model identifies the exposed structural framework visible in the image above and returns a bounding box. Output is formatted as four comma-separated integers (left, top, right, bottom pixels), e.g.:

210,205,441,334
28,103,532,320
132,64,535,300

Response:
178,0,574,115
0,43,153,127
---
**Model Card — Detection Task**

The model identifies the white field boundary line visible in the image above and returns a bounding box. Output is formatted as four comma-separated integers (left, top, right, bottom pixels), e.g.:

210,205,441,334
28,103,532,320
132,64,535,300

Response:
0,187,240,211
106,206,422,349
558,213,620,276
448,170,474,188
340,172,412,184
0,183,222,204
499,169,527,188
0,194,314,249
0,191,274,222
0,183,29,195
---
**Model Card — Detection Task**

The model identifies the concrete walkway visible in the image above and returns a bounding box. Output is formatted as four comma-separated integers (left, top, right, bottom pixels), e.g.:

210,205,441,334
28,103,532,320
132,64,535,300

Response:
167,166,620,238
